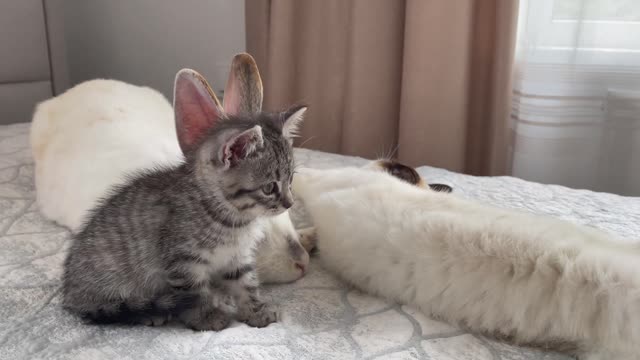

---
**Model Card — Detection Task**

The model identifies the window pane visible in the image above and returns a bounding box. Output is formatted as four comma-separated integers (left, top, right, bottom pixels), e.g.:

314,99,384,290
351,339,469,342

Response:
553,0,640,22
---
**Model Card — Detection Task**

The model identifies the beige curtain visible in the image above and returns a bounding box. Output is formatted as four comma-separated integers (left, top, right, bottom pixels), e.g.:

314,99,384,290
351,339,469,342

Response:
246,0,519,175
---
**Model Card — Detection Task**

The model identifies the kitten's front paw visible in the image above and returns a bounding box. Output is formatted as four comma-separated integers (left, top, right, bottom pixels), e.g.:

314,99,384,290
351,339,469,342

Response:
140,314,170,327
184,308,232,331
241,303,278,328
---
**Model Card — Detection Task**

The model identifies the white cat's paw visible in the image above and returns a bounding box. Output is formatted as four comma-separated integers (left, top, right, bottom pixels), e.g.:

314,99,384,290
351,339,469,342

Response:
298,227,318,252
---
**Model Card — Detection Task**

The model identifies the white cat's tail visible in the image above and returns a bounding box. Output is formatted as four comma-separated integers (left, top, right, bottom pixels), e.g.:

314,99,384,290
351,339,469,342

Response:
576,249,640,358
530,240,640,358
416,200,640,357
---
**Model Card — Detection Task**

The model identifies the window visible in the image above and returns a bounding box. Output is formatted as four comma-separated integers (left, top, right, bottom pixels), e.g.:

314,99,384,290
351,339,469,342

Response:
511,0,640,195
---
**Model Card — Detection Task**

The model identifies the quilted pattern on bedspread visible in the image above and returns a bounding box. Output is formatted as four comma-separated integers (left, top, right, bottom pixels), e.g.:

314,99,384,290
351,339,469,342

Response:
2,122,639,359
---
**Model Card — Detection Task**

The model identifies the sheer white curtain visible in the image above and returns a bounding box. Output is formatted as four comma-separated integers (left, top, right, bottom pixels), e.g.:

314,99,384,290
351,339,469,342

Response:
511,0,640,196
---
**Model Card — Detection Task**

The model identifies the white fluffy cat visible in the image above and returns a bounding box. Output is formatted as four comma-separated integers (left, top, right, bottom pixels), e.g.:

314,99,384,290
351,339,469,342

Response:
293,165,640,359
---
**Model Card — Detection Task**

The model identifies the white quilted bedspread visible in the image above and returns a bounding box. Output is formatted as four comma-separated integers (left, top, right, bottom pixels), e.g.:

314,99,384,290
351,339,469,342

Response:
1,122,639,359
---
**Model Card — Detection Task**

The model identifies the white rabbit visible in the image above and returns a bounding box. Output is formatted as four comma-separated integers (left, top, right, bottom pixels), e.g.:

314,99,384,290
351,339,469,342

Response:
31,79,182,232
31,53,312,284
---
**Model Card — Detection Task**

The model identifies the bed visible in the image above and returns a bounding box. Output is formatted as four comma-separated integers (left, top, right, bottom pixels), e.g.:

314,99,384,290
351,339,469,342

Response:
2,122,639,359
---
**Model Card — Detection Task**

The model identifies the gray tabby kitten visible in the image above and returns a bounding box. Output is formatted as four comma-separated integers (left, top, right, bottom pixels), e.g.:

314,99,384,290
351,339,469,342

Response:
62,67,307,331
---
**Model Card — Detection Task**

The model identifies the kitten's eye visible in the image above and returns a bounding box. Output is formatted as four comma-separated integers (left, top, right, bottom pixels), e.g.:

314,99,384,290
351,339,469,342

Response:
262,182,277,195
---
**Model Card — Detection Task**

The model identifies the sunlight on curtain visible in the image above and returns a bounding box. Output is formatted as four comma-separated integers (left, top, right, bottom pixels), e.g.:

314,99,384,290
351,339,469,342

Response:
511,0,640,196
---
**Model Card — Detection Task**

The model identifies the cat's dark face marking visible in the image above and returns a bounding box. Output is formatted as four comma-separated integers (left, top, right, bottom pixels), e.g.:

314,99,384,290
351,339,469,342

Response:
369,159,453,193
375,160,423,186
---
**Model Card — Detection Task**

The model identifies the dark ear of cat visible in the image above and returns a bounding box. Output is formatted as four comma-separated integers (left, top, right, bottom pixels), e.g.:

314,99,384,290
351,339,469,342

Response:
174,69,223,154
429,184,453,193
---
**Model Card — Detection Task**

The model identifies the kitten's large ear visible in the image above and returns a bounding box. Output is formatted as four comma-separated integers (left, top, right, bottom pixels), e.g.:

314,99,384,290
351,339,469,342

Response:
219,125,264,169
174,69,223,153
280,105,308,141
223,53,263,115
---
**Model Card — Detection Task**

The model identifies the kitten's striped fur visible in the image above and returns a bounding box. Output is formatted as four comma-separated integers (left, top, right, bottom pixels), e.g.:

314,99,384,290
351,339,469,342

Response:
62,68,307,331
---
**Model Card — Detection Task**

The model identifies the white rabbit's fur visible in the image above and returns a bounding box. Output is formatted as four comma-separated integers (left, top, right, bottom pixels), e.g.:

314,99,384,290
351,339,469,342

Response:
31,80,182,231
293,166,640,359
31,79,309,284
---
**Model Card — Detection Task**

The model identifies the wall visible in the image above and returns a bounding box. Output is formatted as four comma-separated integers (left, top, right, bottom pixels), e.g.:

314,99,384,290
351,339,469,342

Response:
63,0,245,99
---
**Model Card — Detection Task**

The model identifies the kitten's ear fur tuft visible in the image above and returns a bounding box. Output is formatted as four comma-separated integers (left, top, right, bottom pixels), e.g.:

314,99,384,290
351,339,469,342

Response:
220,125,264,169
174,69,223,154
281,105,308,141
223,53,263,115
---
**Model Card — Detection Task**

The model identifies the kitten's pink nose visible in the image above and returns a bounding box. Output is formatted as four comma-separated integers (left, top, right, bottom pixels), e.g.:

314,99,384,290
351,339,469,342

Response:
295,262,306,274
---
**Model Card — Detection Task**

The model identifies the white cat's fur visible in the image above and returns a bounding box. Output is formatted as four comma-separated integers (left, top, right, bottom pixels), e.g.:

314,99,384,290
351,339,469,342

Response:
31,78,310,284
293,166,640,359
